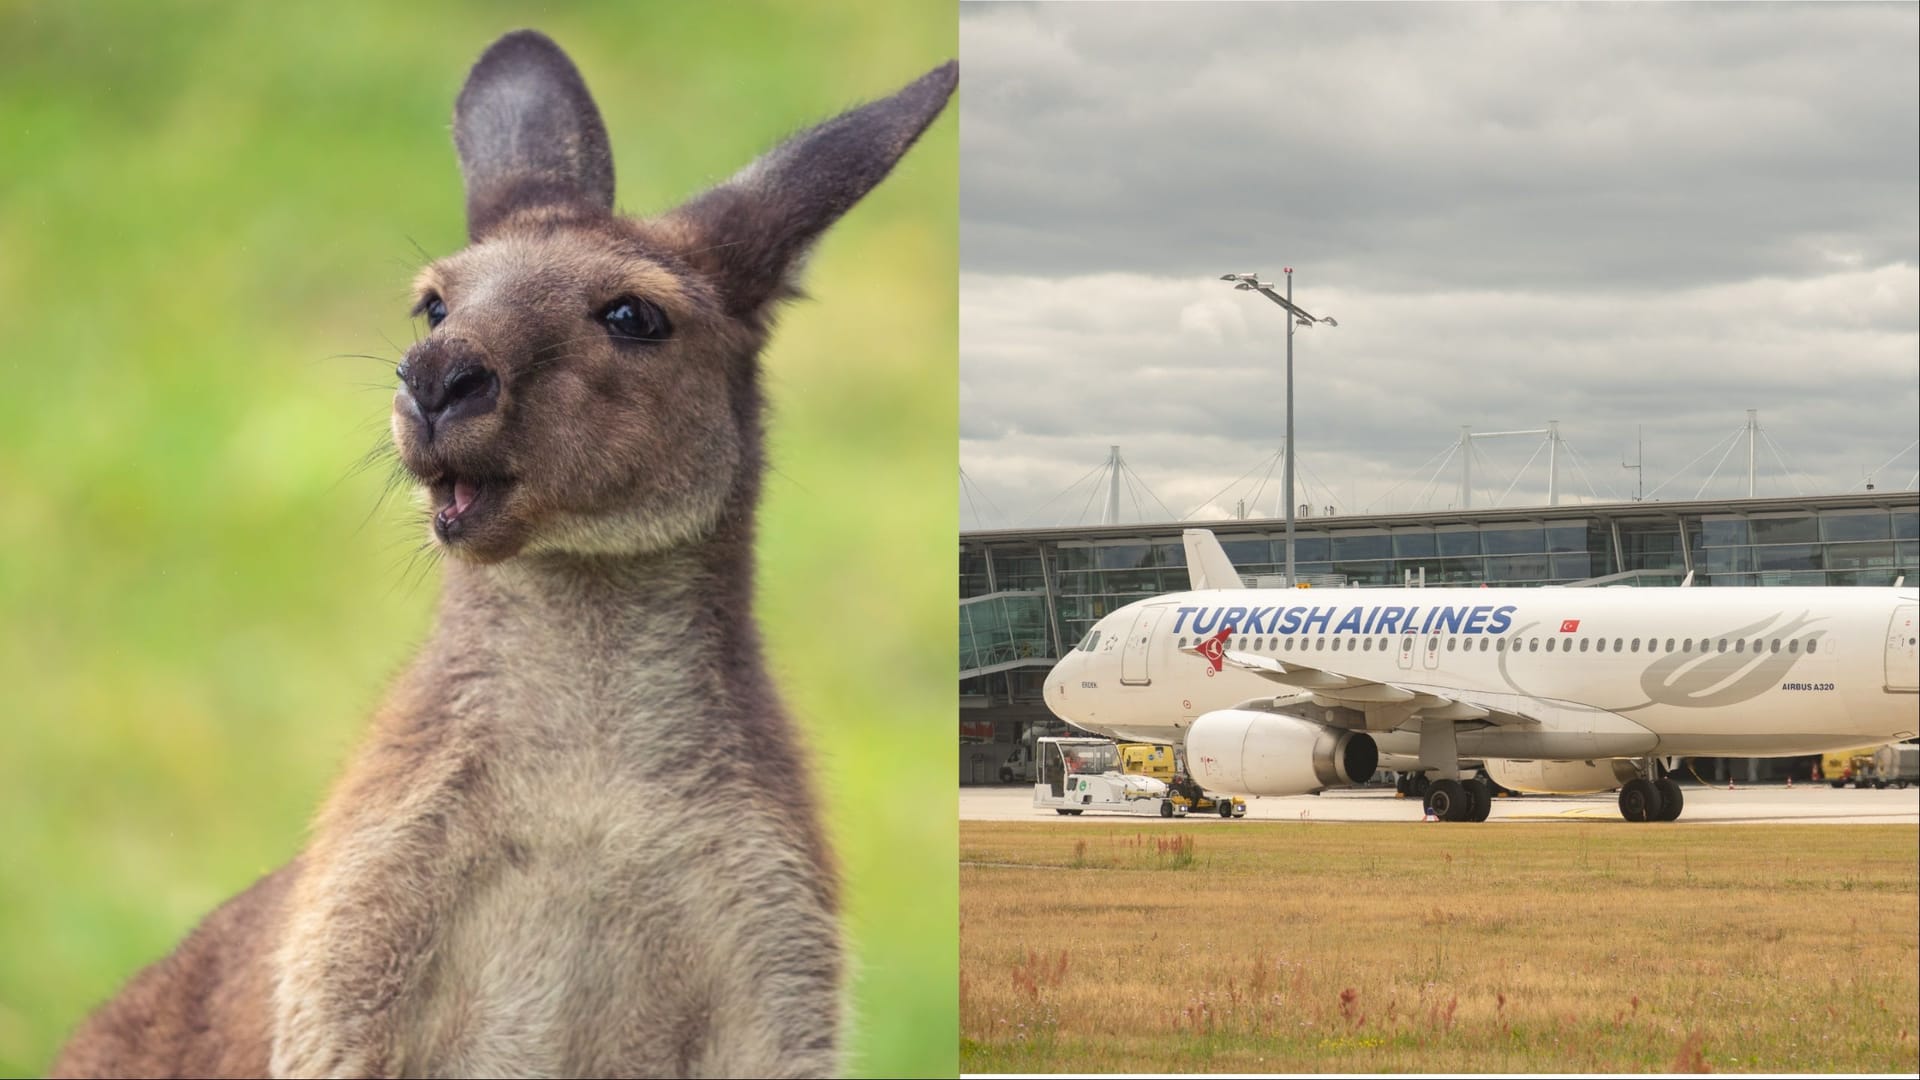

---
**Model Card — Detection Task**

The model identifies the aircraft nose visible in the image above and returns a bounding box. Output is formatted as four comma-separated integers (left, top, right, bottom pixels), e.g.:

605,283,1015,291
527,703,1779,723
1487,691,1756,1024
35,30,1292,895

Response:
1043,652,1074,719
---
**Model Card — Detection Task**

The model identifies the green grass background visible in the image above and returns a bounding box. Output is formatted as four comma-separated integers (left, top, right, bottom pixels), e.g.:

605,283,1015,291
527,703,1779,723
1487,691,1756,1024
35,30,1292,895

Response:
0,2,956,1075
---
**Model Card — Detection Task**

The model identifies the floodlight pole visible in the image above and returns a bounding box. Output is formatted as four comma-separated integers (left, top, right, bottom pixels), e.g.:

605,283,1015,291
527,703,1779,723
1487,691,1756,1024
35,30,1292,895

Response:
1221,269,1337,587
1283,272,1296,586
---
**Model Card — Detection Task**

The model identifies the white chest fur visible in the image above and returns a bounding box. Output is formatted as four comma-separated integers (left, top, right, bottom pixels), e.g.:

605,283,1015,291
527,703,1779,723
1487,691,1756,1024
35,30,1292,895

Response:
272,558,837,1078
395,646,759,1075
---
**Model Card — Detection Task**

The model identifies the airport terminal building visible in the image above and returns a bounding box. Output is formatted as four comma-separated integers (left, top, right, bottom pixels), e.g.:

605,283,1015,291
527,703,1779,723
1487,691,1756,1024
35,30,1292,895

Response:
958,491,1920,784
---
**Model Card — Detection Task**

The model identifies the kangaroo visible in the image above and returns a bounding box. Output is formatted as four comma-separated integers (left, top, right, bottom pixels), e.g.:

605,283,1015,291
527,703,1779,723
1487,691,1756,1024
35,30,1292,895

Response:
49,30,955,1079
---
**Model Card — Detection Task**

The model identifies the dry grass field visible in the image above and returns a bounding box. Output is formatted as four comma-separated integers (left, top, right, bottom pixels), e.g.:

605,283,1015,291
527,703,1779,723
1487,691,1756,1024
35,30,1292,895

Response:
961,821,1919,1074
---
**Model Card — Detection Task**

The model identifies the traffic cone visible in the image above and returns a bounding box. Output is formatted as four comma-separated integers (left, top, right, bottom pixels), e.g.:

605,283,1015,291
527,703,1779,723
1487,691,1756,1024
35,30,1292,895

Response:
1727,777,1735,790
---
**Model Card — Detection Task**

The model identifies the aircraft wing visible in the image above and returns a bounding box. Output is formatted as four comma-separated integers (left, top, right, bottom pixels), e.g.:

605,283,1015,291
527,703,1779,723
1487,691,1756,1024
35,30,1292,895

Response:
1186,641,1540,727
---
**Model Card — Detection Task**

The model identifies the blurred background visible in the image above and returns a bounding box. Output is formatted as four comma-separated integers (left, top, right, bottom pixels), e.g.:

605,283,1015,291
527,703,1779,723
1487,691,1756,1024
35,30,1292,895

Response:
0,2,955,1075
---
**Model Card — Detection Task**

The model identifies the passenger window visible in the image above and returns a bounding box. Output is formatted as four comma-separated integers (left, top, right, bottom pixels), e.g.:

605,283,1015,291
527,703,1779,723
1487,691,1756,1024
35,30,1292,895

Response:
1284,638,1295,651
1717,639,1727,653
1480,638,1490,652
1665,638,1675,652
1236,637,1246,650
1178,637,1187,648
1682,639,1693,653
1496,638,1507,653
1578,638,1589,652
1545,638,1556,652
1528,638,1539,653
1735,639,1745,653
1361,637,1373,651
1630,639,1640,653
1769,639,1779,653
1402,636,1414,652
1428,638,1438,652
1808,638,1818,654
1788,639,1799,653
1447,638,1457,652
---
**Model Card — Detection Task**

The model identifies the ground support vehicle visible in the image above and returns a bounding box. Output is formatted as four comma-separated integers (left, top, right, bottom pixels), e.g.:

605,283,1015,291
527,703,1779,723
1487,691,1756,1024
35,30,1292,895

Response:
1033,737,1174,817
1823,744,1914,789
1165,772,1247,818
1119,742,1247,818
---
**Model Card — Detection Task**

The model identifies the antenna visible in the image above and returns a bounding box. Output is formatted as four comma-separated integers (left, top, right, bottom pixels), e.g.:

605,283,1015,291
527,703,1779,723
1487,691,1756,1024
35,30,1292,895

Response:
1622,425,1643,502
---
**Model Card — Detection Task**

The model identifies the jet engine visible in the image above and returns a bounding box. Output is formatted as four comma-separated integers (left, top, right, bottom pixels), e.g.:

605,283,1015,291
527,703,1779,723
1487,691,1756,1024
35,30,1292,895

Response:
1483,758,1643,795
1185,709,1378,796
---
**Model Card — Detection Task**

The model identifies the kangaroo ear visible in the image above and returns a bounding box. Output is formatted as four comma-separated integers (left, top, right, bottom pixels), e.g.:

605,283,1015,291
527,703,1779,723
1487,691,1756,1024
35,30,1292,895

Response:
454,31,615,241
674,61,957,316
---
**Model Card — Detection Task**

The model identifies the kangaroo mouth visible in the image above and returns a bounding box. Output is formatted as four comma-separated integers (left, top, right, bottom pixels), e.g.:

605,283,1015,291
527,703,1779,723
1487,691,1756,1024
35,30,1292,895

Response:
429,473,514,542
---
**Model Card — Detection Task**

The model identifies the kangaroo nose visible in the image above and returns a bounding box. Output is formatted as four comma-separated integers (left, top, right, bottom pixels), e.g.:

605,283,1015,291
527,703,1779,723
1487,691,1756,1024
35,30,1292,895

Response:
400,361,499,434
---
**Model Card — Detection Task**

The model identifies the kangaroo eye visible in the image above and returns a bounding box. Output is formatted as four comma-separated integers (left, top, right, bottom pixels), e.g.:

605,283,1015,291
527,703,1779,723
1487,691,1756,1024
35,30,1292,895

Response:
415,294,448,329
598,296,672,343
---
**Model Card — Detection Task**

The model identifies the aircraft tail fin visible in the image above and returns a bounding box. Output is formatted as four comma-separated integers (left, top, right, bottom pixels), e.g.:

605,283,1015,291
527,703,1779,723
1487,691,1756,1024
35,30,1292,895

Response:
1184,529,1244,590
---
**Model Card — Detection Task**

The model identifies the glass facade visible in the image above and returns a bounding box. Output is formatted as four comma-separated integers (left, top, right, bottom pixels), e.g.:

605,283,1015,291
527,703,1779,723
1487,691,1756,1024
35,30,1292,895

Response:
958,592,1052,676
1695,506,1917,587
961,497,1920,661
984,517,1649,646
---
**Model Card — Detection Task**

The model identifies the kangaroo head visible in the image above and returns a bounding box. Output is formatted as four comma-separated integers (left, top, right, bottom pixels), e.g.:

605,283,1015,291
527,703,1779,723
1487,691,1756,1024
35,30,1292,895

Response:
391,31,955,563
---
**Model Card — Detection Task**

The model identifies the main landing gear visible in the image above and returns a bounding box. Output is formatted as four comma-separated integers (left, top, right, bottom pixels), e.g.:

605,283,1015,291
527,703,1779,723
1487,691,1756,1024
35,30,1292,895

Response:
1411,721,1493,822
1422,776,1493,822
1405,756,1687,824
1617,761,1684,822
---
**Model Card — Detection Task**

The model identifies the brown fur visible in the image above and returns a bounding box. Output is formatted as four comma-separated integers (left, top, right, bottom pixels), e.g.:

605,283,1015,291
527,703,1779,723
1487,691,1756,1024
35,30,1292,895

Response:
49,30,954,1079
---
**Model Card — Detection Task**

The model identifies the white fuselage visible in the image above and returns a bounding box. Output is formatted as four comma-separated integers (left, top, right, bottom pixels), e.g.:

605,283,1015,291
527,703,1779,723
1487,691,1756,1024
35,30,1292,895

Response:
1044,586,1920,760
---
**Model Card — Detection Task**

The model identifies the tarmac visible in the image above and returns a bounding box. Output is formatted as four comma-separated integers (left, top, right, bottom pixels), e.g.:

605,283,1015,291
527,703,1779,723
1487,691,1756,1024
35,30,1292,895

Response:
959,781,1920,825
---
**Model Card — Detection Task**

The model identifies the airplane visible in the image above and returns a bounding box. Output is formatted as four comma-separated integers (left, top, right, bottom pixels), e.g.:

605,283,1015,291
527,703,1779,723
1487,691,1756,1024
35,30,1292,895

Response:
1042,529,1920,822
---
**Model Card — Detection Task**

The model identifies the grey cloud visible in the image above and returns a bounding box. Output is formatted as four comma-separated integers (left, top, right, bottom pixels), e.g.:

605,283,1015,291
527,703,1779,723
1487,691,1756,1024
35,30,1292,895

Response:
961,269,1918,525
958,2,1919,529
960,2,1919,291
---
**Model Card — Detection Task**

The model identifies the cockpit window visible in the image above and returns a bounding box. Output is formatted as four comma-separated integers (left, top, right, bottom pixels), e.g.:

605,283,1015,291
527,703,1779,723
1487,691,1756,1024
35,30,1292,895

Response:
1079,629,1101,652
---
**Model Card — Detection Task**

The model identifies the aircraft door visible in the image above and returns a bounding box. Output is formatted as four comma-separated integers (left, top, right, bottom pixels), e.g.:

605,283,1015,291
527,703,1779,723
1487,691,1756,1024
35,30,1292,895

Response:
1423,635,1442,670
1397,635,1415,670
1120,605,1166,685
1888,605,1918,692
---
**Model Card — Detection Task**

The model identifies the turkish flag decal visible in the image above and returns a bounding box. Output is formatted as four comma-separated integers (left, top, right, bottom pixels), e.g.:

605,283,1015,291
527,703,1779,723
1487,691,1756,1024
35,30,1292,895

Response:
1559,619,1580,633
1196,626,1233,672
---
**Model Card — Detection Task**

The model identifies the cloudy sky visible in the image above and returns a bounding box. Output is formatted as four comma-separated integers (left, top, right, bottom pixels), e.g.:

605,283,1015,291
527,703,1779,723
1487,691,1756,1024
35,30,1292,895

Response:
958,2,1919,530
